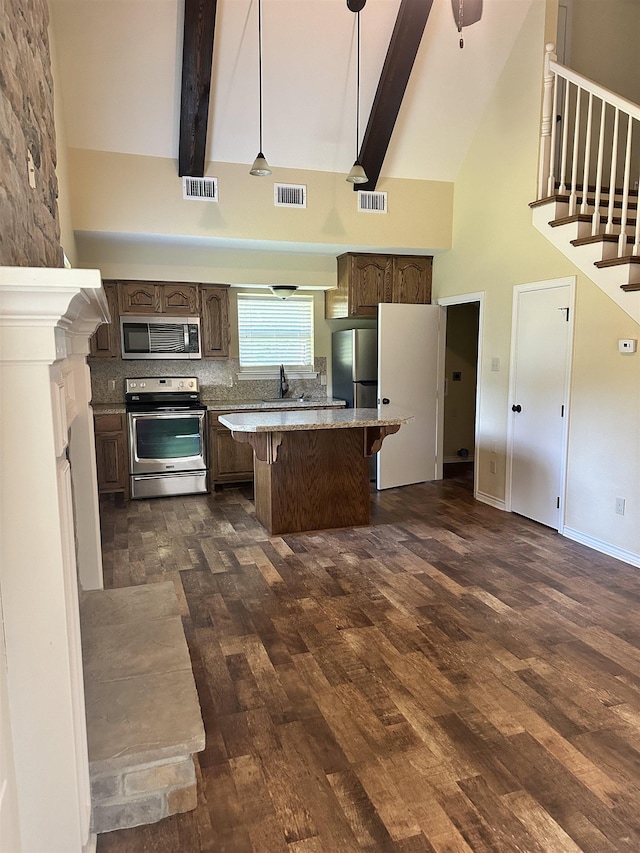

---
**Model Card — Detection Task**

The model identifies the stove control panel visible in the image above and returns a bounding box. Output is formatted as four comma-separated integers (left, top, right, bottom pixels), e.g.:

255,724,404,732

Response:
125,377,199,394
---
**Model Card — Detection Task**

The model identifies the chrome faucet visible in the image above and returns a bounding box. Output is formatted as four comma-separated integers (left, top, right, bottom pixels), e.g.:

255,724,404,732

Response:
279,364,289,398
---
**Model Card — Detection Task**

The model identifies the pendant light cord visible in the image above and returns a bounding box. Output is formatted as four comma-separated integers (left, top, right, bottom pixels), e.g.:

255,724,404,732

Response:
258,0,264,153
356,10,361,160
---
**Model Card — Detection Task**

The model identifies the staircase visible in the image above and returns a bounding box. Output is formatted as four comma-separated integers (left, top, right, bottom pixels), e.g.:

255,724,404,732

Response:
531,45,640,323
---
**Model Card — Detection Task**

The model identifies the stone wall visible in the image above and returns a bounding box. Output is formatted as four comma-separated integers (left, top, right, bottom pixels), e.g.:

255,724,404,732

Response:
0,0,63,267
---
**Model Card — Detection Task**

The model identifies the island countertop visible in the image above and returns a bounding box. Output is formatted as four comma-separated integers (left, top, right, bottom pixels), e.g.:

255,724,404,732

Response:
219,407,412,433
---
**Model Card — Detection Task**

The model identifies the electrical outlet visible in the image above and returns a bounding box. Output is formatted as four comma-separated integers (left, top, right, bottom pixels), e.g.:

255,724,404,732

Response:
491,441,497,453
108,380,116,391
320,374,327,386
615,497,625,516
491,357,500,372
490,460,497,474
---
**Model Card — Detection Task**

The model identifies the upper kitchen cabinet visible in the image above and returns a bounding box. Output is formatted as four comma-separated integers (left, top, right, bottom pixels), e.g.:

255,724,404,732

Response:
392,256,432,305
89,281,120,358
326,254,392,319
201,285,230,358
325,253,433,319
118,281,200,315
161,283,200,315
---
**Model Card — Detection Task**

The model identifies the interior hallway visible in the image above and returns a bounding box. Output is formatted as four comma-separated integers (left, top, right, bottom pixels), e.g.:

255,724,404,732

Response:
96,475,640,852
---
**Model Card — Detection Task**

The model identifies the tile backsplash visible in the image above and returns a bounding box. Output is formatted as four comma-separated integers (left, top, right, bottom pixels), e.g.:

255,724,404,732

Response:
89,357,328,404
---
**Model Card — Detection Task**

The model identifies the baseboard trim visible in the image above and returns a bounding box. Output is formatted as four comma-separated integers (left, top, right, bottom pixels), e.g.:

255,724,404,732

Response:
562,527,640,568
475,491,507,511
83,833,97,853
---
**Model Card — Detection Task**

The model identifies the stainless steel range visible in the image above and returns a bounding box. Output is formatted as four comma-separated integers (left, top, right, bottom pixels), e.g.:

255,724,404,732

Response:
125,377,208,499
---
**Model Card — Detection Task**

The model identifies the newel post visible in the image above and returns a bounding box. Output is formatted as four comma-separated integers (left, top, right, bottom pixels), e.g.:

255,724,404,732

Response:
538,43,557,199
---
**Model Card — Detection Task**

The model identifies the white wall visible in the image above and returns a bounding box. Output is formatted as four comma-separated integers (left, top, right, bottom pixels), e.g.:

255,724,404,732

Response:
434,0,640,559
0,587,21,852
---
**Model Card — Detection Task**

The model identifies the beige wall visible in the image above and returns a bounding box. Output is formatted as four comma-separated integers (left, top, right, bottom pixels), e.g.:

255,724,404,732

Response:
49,20,78,267
568,0,640,104
434,0,639,556
69,149,453,255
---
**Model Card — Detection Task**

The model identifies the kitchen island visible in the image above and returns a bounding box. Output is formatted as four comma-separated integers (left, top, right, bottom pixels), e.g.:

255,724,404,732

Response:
219,408,411,535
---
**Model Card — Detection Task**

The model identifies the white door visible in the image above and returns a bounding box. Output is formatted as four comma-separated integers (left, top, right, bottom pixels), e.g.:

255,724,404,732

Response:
509,280,573,528
377,303,445,490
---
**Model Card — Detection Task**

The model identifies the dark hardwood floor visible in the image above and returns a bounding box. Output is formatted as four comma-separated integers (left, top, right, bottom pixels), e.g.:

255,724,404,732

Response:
96,475,640,852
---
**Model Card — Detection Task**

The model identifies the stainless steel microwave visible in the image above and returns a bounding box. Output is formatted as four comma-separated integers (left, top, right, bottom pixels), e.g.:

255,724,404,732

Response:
120,316,202,360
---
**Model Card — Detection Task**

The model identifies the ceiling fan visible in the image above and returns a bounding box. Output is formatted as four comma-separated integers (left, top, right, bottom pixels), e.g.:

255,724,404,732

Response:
451,0,483,48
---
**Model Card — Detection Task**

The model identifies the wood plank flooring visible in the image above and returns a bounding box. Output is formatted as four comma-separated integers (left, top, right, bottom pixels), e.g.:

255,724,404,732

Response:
96,474,640,852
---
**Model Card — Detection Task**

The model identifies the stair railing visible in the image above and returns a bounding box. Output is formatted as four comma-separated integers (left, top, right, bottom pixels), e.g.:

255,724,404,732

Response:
538,43,640,258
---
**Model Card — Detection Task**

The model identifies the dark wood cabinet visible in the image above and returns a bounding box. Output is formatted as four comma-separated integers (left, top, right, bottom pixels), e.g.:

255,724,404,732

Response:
94,413,128,498
90,282,120,359
209,414,254,487
201,285,230,358
392,255,432,305
118,281,160,314
118,281,200,315
325,253,432,319
160,283,200,315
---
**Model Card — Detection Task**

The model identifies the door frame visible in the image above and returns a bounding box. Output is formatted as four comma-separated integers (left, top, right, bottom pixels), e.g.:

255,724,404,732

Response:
437,291,485,501
506,276,575,531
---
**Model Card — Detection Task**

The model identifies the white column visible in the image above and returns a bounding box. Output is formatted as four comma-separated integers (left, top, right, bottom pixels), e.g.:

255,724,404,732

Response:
67,341,104,591
0,267,106,853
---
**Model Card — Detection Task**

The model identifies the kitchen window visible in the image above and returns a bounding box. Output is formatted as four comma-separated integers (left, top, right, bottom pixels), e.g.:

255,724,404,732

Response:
237,293,315,375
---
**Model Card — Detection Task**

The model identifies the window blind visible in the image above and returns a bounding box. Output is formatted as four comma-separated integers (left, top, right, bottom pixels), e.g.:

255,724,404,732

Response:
237,294,314,368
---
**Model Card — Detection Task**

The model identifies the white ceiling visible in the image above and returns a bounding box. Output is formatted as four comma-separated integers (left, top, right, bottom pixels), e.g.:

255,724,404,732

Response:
50,0,533,183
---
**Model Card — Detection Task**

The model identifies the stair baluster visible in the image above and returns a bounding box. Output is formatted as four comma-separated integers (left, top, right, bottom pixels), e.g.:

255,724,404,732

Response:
532,44,640,312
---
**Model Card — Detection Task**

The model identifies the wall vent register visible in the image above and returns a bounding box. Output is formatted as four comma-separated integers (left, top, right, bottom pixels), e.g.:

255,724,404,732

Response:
182,176,218,201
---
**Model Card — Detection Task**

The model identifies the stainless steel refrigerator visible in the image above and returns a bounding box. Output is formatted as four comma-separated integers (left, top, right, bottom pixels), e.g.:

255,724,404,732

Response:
331,329,378,408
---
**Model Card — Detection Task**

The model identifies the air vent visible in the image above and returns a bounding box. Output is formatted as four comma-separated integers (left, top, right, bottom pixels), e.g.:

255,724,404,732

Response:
357,190,388,213
274,183,307,208
182,176,218,201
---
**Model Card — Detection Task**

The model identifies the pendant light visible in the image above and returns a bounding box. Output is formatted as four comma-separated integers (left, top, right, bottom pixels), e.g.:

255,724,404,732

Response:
346,1,368,184
250,0,271,176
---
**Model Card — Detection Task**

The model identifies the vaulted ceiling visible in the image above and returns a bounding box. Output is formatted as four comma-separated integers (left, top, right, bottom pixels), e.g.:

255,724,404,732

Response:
50,0,533,185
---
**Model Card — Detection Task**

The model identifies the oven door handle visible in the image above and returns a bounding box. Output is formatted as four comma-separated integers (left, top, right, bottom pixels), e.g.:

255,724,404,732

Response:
132,473,206,479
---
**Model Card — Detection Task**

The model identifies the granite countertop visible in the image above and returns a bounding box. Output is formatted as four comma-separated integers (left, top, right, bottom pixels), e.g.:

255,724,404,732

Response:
92,399,345,415
92,403,126,415
219,407,413,433
204,398,346,412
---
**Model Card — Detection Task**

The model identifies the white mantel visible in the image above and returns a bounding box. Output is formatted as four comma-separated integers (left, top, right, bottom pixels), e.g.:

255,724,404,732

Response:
0,266,107,853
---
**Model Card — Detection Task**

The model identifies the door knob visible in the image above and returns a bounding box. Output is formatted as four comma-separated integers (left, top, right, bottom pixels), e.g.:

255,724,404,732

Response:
381,398,390,405
512,404,522,413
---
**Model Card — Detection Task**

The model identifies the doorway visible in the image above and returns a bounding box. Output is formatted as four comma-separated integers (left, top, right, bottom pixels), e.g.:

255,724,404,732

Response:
438,293,484,498
507,278,575,530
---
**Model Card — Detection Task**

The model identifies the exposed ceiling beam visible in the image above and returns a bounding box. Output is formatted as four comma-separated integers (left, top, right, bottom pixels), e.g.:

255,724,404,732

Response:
357,0,434,191
178,0,217,177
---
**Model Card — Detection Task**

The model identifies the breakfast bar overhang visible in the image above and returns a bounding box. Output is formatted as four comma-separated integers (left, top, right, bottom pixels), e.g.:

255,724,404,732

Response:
219,408,412,535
